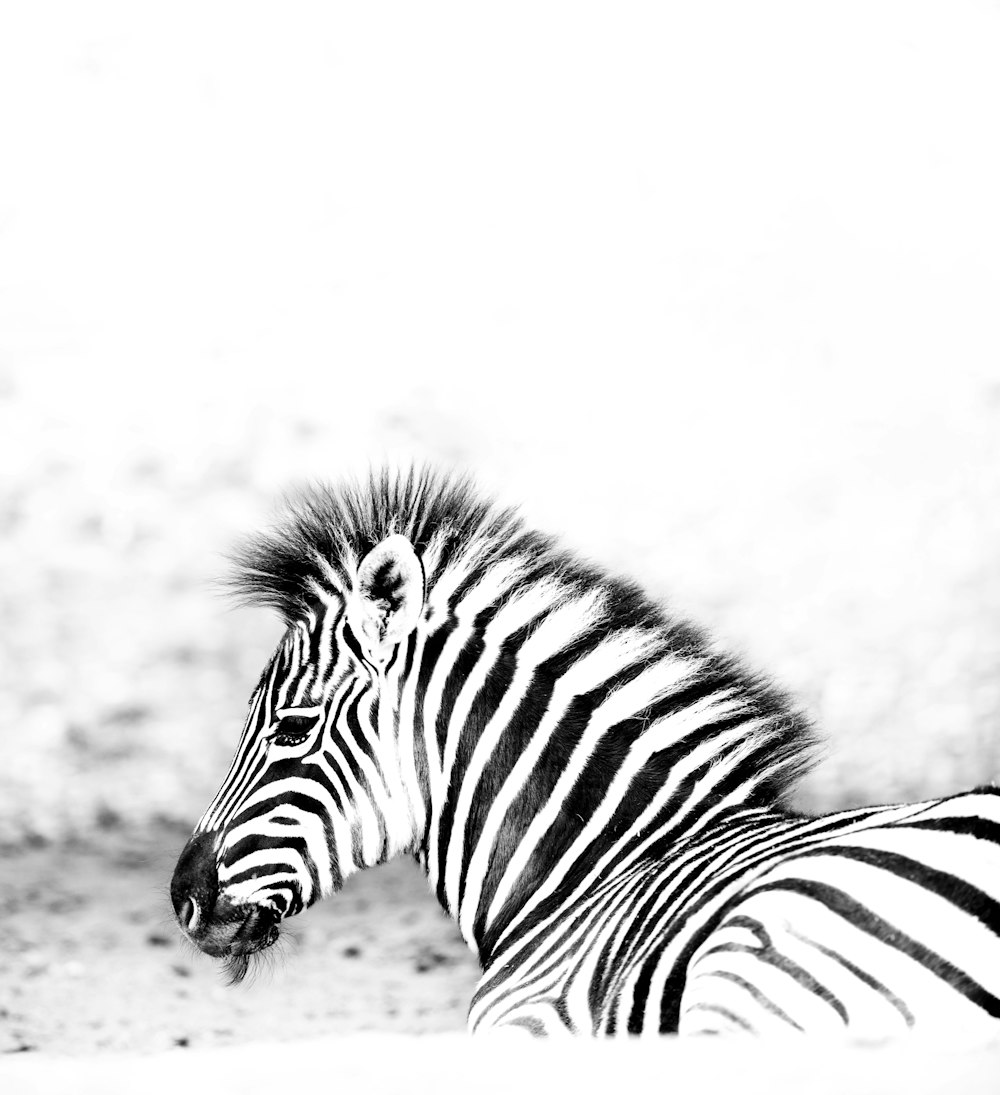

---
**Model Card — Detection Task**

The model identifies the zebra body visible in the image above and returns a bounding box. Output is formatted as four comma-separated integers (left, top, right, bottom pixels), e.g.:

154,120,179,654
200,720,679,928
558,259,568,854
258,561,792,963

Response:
473,794,1000,1036
170,469,1000,1036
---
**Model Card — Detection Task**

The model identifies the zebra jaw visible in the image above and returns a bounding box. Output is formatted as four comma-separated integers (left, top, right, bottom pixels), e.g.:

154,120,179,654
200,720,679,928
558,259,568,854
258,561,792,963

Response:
219,917,282,985
182,897,282,968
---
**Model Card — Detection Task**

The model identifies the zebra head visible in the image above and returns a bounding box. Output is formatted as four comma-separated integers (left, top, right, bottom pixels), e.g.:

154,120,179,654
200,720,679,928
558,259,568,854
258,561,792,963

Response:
170,532,426,978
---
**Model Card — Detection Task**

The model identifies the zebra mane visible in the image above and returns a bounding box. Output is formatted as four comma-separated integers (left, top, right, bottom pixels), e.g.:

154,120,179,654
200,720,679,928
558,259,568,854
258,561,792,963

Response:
227,464,817,807
227,465,532,615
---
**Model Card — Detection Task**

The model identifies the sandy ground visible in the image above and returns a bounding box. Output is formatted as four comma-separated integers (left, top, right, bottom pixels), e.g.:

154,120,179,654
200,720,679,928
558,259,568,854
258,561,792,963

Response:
0,826,480,1056
4,1036,1000,1095
4,832,999,1085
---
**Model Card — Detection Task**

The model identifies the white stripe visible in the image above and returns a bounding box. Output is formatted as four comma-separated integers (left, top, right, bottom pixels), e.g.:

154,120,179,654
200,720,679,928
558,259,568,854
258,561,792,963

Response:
419,557,535,884
428,578,567,895
451,586,606,941
474,631,676,931
490,693,749,953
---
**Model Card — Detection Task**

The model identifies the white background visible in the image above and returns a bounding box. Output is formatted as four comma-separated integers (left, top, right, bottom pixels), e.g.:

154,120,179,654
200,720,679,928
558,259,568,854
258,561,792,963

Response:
2,2,1000,834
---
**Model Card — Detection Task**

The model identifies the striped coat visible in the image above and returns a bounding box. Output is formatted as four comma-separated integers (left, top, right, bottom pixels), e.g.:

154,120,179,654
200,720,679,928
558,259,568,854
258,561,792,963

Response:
171,468,1000,1036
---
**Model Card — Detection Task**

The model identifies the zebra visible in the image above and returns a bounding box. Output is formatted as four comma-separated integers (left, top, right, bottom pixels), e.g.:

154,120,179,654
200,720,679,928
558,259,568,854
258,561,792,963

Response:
170,467,1000,1036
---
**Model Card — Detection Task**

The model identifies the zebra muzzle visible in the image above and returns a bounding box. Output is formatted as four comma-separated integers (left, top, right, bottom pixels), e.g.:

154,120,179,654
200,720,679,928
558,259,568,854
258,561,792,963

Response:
188,898,280,958
172,830,283,958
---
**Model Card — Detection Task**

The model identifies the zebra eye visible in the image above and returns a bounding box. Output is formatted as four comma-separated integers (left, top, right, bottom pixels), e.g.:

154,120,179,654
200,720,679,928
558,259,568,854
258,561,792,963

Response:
271,714,317,747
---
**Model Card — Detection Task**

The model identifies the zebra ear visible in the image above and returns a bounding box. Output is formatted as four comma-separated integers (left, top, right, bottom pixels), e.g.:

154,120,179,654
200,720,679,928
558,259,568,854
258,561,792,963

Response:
352,534,424,663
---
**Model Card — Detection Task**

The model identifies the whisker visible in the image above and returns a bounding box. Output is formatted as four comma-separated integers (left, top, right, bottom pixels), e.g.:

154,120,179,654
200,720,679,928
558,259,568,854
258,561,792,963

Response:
222,952,252,986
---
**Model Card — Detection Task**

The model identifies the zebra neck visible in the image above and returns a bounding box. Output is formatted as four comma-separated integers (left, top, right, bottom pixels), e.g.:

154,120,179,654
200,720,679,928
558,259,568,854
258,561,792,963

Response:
407,652,799,963
439,786,796,968
394,559,809,964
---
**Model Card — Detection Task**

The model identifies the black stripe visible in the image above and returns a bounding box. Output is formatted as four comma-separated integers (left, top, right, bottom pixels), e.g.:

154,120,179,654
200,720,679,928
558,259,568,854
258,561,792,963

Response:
317,753,348,813
461,624,614,894
340,622,371,674
307,616,325,674
504,1016,546,1036
327,683,356,744
480,659,665,943
222,832,321,897
682,1003,754,1032
590,870,663,1014
696,924,848,1025
343,688,381,786
464,667,563,938
433,622,529,909
434,603,505,762
788,843,1000,938
700,970,803,1030
415,617,460,770
784,925,914,1026
749,877,1000,1019
475,877,626,1010
901,816,1000,847
230,786,332,827
627,945,661,1033
212,749,268,826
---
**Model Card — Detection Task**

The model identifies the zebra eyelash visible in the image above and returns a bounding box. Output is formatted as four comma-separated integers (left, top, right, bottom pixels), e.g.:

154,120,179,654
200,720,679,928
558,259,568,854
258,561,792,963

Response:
268,713,320,747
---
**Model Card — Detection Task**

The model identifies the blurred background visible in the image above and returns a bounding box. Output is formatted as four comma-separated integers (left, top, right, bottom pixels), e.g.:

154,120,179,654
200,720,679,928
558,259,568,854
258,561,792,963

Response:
4,2,1000,1057
2,1,999,843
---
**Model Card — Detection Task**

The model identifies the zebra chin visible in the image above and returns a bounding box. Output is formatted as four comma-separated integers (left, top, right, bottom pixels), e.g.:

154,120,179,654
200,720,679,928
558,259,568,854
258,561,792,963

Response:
175,893,282,981
185,898,283,983
218,928,282,986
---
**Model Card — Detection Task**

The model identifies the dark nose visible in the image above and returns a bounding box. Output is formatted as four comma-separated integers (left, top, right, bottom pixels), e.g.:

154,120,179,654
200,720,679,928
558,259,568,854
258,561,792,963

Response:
170,829,280,959
171,829,220,938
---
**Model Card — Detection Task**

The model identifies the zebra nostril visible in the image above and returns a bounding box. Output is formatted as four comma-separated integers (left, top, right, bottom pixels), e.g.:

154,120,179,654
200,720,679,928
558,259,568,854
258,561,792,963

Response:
181,896,201,933
170,829,219,931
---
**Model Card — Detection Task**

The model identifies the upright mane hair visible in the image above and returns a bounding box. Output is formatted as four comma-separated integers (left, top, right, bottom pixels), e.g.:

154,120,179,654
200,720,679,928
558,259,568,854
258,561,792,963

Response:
226,465,817,808
228,467,523,618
